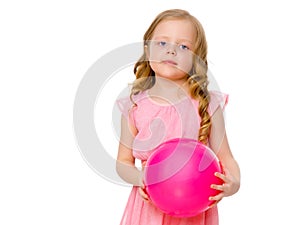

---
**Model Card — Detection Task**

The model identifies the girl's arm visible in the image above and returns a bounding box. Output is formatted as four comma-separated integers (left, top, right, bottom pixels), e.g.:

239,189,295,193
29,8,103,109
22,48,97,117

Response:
116,116,149,200
209,107,241,201
116,115,141,185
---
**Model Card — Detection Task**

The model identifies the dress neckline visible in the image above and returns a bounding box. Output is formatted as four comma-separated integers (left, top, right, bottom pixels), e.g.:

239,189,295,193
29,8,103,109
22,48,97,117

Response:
145,89,194,107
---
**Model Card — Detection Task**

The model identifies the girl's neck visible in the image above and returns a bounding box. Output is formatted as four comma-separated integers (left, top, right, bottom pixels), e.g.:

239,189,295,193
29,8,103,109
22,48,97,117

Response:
148,77,190,105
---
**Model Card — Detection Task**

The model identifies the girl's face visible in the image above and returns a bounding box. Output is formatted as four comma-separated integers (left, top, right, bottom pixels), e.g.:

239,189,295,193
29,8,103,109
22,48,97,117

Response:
147,19,196,84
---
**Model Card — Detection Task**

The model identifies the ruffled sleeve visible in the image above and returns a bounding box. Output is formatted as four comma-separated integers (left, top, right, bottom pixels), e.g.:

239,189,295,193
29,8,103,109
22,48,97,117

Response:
208,91,229,115
116,96,136,127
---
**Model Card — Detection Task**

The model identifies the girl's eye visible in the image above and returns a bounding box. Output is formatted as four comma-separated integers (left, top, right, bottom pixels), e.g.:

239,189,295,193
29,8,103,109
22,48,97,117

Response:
158,41,167,47
179,44,189,50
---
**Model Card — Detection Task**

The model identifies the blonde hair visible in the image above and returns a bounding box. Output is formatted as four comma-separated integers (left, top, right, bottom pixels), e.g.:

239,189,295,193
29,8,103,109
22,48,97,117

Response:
131,9,211,144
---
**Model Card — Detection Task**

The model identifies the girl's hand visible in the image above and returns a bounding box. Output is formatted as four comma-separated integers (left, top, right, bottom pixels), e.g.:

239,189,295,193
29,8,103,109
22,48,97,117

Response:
138,181,150,202
138,160,150,202
209,166,240,207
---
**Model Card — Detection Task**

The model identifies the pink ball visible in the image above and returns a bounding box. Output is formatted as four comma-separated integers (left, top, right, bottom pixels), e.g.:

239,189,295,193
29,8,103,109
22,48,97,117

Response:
144,138,223,217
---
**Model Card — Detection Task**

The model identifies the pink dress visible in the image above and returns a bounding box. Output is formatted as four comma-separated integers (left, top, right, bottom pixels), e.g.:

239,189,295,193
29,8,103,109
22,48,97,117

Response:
117,90,228,225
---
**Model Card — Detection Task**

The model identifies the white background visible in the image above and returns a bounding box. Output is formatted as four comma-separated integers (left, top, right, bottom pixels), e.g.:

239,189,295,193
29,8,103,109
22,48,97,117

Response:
1,0,300,224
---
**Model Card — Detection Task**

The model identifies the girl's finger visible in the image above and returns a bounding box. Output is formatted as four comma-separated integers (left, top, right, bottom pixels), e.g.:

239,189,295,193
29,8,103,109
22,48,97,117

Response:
210,184,225,191
219,161,225,173
208,199,221,209
222,167,231,177
215,172,230,183
138,187,149,201
209,192,224,202
141,160,147,167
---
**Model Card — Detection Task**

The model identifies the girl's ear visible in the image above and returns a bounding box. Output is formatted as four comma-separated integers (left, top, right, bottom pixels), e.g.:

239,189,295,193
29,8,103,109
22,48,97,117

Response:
144,44,150,59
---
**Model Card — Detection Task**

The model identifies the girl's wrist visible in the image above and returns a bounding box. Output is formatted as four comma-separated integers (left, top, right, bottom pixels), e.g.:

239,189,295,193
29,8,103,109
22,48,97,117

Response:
138,170,145,187
138,160,147,187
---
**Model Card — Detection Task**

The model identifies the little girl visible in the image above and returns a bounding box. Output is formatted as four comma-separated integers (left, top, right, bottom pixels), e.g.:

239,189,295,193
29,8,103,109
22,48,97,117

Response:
116,9,240,225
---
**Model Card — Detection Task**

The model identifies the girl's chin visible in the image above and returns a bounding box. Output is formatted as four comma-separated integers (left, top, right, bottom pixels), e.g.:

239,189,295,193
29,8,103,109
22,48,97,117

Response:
155,73,188,82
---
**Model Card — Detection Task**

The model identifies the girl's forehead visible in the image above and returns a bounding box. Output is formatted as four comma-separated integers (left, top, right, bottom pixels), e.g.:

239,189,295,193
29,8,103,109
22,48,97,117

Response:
152,19,196,42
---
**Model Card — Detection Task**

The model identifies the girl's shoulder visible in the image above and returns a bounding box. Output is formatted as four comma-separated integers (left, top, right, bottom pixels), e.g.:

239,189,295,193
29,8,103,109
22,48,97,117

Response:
131,91,148,104
208,90,229,115
116,91,149,114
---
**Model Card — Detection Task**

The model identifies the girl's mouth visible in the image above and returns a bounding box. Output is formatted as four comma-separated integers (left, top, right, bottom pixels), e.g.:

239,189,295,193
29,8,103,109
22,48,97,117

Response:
162,60,177,65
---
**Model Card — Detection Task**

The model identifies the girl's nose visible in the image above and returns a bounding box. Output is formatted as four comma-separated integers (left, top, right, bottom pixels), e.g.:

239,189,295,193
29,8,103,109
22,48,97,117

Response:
166,44,177,56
